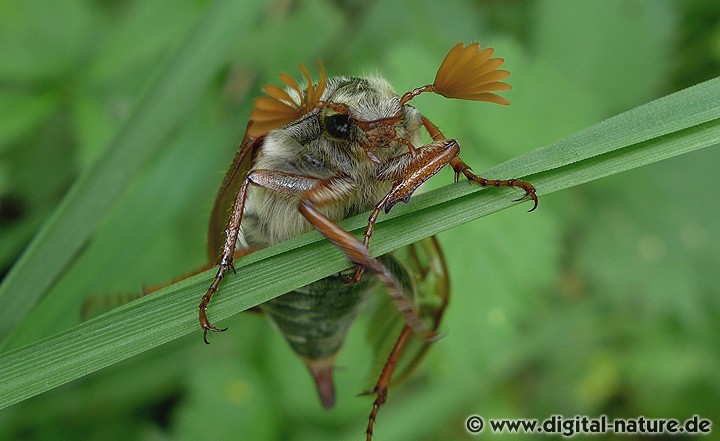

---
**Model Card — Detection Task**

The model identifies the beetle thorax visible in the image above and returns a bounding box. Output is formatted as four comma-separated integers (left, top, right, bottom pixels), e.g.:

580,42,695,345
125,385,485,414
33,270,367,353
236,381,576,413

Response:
238,76,423,248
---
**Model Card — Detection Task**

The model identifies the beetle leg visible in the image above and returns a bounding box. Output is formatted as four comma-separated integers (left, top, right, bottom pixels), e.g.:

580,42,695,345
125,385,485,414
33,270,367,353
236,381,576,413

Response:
201,169,434,341
421,116,538,211
298,178,436,340
339,194,389,284
364,236,451,440
199,179,249,343
199,169,322,343
362,325,413,441
344,139,460,284
451,156,538,210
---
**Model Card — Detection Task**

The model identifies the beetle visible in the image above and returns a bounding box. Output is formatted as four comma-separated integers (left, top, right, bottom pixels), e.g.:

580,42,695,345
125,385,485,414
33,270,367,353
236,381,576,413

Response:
199,42,538,439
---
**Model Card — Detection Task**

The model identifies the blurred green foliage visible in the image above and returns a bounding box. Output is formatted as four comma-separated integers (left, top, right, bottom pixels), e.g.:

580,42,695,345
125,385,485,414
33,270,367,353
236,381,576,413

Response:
1,0,719,440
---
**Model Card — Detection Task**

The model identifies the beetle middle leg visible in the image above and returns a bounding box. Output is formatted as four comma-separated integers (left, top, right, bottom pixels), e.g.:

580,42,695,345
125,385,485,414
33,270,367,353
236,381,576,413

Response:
200,168,435,341
297,176,435,340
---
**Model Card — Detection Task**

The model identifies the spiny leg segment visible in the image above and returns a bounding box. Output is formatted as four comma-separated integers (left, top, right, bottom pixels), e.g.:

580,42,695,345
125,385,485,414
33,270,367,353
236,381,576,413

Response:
200,169,437,343
345,116,538,284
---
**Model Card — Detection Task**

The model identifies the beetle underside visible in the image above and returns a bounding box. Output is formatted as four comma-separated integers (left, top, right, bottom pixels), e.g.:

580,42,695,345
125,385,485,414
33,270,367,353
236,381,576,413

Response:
199,42,538,440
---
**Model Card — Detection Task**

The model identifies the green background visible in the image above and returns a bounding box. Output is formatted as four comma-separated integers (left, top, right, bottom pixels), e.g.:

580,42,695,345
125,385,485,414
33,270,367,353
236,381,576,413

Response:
1,0,719,439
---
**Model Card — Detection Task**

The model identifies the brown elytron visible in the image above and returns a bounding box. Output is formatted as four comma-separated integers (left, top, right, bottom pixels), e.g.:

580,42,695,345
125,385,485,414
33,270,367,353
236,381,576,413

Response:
199,42,537,439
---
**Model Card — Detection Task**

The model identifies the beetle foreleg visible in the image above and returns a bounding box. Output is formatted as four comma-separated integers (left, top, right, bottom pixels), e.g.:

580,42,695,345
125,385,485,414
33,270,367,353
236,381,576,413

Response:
199,176,252,343
451,156,538,211
421,115,538,211
344,139,460,284
199,170,322,343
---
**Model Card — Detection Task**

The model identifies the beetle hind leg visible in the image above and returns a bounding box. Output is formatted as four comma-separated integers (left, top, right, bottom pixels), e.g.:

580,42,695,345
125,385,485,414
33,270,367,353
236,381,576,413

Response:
362,325,413,441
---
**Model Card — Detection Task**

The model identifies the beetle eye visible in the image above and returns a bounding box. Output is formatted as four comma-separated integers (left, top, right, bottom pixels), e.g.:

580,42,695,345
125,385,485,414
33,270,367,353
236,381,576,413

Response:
323,113,352,140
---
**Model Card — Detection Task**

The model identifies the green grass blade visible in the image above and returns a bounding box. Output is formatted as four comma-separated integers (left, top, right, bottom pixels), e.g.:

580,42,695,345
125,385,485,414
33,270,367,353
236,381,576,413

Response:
0,0,263,339
492,77,720,180
0,76,718,410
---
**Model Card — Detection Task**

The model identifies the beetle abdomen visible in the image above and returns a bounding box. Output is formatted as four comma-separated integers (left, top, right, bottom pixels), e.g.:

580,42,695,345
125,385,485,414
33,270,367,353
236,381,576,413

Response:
260,275,372,360
260,275,373,409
